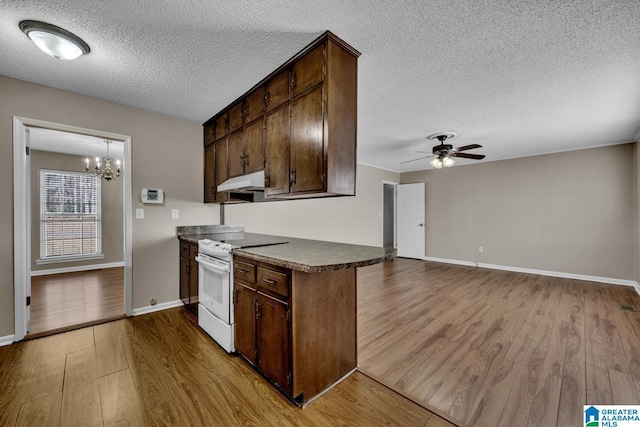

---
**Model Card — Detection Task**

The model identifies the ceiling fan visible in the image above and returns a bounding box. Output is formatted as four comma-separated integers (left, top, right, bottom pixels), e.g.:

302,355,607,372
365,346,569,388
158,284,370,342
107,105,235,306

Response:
401,132,486,168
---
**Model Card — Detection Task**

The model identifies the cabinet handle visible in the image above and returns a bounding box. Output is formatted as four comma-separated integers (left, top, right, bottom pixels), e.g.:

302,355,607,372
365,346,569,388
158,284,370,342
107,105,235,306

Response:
236,268,249,274
290,169,296,184
233,290,238,304
262,277,278,286
265,175,271,187
264,91,269,109
290,72,296,89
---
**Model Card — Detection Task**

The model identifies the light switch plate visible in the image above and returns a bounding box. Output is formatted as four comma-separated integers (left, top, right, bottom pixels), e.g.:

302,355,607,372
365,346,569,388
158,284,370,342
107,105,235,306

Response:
136,208,144,219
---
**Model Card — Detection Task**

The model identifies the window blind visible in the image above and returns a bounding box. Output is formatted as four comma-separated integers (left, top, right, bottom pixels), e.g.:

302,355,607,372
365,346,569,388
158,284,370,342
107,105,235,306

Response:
40,170,102,260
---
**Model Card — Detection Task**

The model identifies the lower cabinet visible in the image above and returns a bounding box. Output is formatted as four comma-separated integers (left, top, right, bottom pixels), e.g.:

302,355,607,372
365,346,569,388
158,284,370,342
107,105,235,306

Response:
233,255,356,404
179,241,199,316
233,262,291,394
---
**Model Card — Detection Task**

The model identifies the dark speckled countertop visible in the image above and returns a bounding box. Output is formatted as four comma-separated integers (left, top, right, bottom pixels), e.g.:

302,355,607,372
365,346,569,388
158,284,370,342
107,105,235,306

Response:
233,237,394,273
177,225,393,273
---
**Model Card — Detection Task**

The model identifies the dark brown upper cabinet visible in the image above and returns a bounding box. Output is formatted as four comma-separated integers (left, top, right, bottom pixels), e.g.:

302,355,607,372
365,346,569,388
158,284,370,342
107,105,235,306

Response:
227,129,245,178
203,31,359,203
290,84,324,193
264,103,290,197
215,113,228,140
245,87,266,123
204,143,215,203
243,118,265,174
292,44,324,98
265,70,290,113
214,137,230,203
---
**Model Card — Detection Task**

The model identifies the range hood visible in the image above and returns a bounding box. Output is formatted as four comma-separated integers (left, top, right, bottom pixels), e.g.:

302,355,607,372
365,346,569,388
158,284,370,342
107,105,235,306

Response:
217,170,265,193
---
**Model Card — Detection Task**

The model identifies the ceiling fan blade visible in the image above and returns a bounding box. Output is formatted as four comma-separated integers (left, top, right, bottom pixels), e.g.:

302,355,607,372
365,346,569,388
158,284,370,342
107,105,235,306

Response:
400,155,433,164
453,152,485,160
454,144,482,152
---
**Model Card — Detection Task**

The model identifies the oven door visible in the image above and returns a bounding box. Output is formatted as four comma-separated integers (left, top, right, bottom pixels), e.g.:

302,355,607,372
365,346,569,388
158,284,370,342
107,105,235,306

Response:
196,253,231,324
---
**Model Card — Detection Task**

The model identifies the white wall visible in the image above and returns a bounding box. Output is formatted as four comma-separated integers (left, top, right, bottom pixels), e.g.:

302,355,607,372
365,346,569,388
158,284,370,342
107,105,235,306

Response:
401,144,636,281
225,164,399,247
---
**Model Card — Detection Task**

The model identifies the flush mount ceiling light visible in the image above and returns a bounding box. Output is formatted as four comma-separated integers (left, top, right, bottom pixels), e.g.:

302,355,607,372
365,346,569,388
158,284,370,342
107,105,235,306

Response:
19,20,90,60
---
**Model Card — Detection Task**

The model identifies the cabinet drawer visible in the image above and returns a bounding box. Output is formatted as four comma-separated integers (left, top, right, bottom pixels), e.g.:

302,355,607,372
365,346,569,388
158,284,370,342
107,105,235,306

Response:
234,261,256,284
189,244,199,259
257,267,288,298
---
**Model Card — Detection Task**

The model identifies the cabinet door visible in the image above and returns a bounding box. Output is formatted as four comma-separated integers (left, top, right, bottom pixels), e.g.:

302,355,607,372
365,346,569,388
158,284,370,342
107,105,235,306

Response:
215,114,228,140
245,88,265,124
204,143,215,203
290,84,324,193
265,69,290,112
234,284,257,364
189,258,199,313
204,124,215,146
265,103,290,197
228,102,244,133
227,129,245,178
214,138,229,203
292,44,324,98
179,256,189,305
257,294,290,392
243,118,264,174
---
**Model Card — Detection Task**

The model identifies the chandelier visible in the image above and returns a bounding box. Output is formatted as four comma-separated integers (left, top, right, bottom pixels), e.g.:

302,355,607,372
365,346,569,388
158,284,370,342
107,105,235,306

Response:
86,140,121,181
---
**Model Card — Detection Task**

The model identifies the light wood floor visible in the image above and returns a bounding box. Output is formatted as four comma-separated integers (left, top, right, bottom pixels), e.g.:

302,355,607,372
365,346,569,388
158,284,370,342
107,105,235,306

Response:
0,306,454,427
357,258,640,427
30,268,124,336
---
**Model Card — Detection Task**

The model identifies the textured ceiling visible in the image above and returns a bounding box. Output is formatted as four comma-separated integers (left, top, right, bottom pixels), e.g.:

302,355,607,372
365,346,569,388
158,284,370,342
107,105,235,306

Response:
1,0,639,172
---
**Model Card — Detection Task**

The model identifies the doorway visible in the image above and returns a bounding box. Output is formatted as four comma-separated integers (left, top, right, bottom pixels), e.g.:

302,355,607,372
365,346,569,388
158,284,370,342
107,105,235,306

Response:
13,117,133,341
382,182,397,249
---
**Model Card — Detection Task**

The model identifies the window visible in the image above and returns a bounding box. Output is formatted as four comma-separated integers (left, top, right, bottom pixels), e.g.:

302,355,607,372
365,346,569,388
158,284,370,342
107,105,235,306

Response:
39,169,102,262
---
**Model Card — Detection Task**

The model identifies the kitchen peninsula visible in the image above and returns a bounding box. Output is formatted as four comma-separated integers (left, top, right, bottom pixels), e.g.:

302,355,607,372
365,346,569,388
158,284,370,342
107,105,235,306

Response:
177,226,393,405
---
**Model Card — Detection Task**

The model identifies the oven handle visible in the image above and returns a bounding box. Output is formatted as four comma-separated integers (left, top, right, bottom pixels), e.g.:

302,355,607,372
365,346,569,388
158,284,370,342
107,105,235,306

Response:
195,256,230,273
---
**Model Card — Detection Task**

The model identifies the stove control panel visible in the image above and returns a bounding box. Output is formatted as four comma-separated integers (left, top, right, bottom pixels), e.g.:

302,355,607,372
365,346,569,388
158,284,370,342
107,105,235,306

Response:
198,239,234,256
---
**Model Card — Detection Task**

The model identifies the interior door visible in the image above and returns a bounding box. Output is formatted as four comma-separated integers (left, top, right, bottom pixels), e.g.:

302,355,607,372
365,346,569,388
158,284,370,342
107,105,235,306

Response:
397,183,425,259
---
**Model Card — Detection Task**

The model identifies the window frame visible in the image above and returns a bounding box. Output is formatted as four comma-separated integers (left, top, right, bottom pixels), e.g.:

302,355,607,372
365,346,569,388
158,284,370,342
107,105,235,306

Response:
37,169,104,264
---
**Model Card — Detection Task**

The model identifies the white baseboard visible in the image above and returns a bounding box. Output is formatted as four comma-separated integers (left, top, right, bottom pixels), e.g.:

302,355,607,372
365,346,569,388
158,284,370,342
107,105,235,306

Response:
423,256,640,288
132,299,183,316
31,262,125,277
0,334,15,347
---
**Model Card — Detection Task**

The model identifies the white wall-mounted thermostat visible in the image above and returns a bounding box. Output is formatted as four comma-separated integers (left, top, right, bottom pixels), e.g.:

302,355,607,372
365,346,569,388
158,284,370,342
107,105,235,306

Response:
141,188,164,204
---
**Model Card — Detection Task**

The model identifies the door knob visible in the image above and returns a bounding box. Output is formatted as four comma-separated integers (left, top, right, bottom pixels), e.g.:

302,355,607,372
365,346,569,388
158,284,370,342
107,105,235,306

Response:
418,223,424,226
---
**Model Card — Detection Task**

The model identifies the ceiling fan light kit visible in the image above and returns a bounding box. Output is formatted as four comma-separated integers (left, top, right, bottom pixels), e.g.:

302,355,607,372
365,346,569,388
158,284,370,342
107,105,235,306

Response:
402,131,486,168
19,20,90,60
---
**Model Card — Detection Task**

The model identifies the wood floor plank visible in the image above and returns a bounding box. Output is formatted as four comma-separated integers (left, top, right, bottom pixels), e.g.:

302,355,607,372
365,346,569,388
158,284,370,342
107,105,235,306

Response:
99,369,145,427
586,365,613,405
609,369,640,404
15,391,62,427
23,350,66,403
60,383,103,427
64,347,98,390
121,334,174,410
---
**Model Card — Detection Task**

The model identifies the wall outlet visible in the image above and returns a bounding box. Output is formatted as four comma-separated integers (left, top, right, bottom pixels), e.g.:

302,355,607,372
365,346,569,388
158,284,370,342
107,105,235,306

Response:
478,246,484,253
172,209,179,219
150,298,157,306
136,208,144,220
